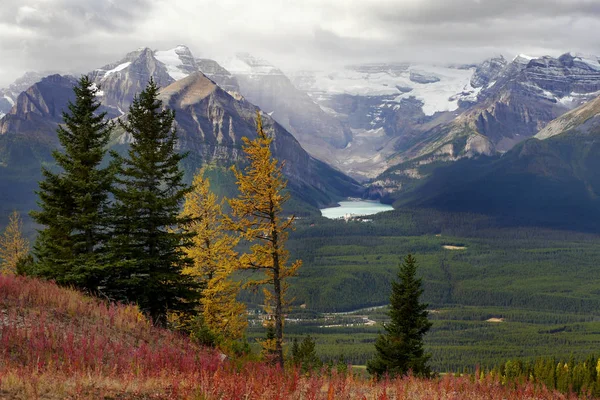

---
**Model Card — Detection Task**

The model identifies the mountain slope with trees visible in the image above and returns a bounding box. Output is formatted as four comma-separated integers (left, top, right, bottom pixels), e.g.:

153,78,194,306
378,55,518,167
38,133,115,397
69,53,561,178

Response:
387,127,600,231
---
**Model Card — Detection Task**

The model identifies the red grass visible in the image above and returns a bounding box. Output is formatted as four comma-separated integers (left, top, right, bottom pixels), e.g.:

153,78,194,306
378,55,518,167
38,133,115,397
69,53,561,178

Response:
0,275,590,399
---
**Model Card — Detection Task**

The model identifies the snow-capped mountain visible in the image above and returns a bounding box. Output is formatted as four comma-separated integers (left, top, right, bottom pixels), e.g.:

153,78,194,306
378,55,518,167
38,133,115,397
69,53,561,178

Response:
368,52,600,198
288,62,481,179
292,63,477,118
89,47,175,113
220,53,351,167
5,45,600,204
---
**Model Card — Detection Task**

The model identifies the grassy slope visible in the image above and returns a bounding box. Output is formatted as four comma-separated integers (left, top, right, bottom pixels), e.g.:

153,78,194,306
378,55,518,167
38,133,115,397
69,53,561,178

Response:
0,274,580,399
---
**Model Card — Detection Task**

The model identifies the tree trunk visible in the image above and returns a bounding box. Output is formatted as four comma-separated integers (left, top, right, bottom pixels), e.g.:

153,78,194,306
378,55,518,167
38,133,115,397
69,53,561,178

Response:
272,214,284,369
273,261,284,369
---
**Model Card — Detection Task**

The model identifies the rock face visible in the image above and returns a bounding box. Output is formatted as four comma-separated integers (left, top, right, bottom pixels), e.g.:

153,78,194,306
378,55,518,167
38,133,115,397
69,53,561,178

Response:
0,71,56,116
470,56,507,88
455,53,600,151
157,72,363,205
0,74,77,137
221,53,351,164
196,58,240,93
535,94,600,140
89,47,175,113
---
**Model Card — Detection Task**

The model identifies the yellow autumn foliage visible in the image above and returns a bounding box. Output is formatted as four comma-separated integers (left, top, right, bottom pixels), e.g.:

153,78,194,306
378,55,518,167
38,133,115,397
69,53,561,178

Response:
181,168,247,343
0,211,30,275
229,112,301,367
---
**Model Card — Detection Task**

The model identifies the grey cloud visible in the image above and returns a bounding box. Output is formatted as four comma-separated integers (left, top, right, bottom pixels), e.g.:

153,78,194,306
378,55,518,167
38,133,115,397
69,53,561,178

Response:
2,0,600,87
0,0,155,36
0,0,157,86
371,0,600,25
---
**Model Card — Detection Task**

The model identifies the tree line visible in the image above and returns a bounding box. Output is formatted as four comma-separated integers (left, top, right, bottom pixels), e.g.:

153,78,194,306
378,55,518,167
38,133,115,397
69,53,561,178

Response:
486,355,600,397
0,76,299,368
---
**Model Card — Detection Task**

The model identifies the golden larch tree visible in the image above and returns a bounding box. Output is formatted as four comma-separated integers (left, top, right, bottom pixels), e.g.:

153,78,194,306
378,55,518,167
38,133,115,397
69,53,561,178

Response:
0,211,30,275
181,168,247,345
229,112,301,368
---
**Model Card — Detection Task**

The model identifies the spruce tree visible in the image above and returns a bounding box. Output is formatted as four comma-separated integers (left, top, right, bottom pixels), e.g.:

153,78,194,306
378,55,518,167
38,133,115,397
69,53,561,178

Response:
106,79,198,327
291,335,321,373
367,254,432,378
31,76,115,290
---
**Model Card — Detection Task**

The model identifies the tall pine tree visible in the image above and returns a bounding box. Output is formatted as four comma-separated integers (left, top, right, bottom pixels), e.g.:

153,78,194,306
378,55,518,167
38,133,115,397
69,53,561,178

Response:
229,112,301,368
367,254,432,378
31,76,115,290
106,79,197,327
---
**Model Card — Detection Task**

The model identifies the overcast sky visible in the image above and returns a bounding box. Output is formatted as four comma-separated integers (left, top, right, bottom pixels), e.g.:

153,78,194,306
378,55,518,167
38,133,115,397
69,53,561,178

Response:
1,0,600,86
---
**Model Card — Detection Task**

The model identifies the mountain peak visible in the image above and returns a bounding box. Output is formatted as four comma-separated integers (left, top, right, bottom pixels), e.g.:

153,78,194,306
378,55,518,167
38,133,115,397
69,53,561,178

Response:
222,53,282,76
513,53,535,63
159,71,217,107
470,56,508,88
155,45,198,81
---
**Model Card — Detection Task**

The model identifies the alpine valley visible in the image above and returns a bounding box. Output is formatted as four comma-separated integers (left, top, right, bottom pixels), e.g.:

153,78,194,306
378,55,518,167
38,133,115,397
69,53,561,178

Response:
3,45,600,373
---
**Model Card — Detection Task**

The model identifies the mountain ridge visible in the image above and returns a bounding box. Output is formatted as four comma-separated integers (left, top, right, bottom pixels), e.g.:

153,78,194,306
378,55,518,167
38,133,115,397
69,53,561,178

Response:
0,47,363,225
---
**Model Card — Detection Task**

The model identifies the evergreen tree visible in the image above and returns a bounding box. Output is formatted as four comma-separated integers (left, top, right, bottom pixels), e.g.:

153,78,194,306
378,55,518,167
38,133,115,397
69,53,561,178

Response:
367,254,432,378
229,112,301,369
180,167,247,344
31,76,115,290
106,79,198,327
0,211,30,275
291,335,322,373
261,320,278,362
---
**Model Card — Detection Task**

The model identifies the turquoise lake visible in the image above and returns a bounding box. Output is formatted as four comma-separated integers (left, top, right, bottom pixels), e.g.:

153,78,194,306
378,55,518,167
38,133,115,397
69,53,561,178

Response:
320,200,394,219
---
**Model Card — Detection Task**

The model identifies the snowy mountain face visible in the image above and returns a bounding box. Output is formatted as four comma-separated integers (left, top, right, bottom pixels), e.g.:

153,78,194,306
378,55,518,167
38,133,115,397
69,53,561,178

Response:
469,56,508,89
89,47,175,113
292,63,477,117
368,52,600,198
285,63,480,179
220,53,353,170
89,45,244,114
155,45,199,80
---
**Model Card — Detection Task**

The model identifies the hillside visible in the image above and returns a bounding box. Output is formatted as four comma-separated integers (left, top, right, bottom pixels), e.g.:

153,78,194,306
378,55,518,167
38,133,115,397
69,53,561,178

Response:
384,128,600,231
0,274,579,399
535,94,600,139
